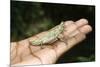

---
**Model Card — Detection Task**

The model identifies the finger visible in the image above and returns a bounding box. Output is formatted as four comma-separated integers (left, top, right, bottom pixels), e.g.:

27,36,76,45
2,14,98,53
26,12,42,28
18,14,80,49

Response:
68,30,79,38
54,33,86,58
63,24,92,39
62,24,78,39
64,21,74,27
64,23,77,33
78,25,92,34
54,25,92,57
75,18,88,27
63,19,88,38
67,25,92,38
64,19,88,31
63,23,78,38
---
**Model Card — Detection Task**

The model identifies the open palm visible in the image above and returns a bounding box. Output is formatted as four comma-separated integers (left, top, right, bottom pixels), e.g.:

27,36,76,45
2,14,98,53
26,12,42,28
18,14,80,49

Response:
11,19,92,66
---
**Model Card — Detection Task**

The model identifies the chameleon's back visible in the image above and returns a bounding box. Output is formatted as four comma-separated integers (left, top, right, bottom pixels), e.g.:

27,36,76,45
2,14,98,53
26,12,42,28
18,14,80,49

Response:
40,22,64,44
30,22,64,46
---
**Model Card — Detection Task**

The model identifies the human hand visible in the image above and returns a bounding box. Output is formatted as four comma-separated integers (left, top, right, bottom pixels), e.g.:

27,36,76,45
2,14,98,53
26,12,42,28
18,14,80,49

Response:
11,19,92,66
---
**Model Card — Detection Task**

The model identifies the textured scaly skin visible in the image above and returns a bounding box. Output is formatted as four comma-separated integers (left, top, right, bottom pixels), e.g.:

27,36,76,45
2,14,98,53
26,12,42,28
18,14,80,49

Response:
30,22,64,46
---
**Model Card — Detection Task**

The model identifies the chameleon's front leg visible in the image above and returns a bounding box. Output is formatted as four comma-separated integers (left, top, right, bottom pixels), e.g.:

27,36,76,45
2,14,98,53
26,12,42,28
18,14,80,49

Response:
57,34,68,45
40,41,47,49
40,42,44,49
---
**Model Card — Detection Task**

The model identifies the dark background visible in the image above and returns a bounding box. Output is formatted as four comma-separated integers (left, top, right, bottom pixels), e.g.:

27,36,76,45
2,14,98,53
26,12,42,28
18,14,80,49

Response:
11,1,95,63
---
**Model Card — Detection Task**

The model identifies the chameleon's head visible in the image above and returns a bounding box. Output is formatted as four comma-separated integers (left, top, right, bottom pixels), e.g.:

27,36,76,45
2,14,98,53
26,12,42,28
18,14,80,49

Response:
60,21,64,26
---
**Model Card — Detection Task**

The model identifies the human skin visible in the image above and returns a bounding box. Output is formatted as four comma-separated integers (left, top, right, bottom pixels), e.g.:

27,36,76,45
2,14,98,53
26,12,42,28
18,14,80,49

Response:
11,19,92,66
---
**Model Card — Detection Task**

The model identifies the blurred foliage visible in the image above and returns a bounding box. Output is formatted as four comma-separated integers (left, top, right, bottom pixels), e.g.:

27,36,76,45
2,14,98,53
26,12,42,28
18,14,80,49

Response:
11,1,55,41
11,1,95,63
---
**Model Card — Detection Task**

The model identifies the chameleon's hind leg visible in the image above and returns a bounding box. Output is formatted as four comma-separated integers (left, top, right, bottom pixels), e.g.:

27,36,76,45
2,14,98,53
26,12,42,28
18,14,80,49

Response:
40,41,46,49
40,43,44,49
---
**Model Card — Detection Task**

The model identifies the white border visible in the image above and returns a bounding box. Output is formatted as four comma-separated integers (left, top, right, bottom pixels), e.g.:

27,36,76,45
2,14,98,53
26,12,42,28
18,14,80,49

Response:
17,0,94,5
0,0,97,67
0,0,10,67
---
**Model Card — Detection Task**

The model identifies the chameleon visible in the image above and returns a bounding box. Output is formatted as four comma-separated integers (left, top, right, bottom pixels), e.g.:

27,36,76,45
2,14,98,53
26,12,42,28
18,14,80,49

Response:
29,22,65,48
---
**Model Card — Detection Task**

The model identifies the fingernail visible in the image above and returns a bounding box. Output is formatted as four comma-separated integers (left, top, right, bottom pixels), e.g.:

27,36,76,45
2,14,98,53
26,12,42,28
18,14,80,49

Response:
75,18,88,27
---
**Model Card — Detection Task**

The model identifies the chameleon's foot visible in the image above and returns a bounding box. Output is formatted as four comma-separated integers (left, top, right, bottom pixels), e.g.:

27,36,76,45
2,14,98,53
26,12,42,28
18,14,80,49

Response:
40,45,44,49
40,45,46,49
41,46,44,49
40,43,45,49
57,37,68,45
